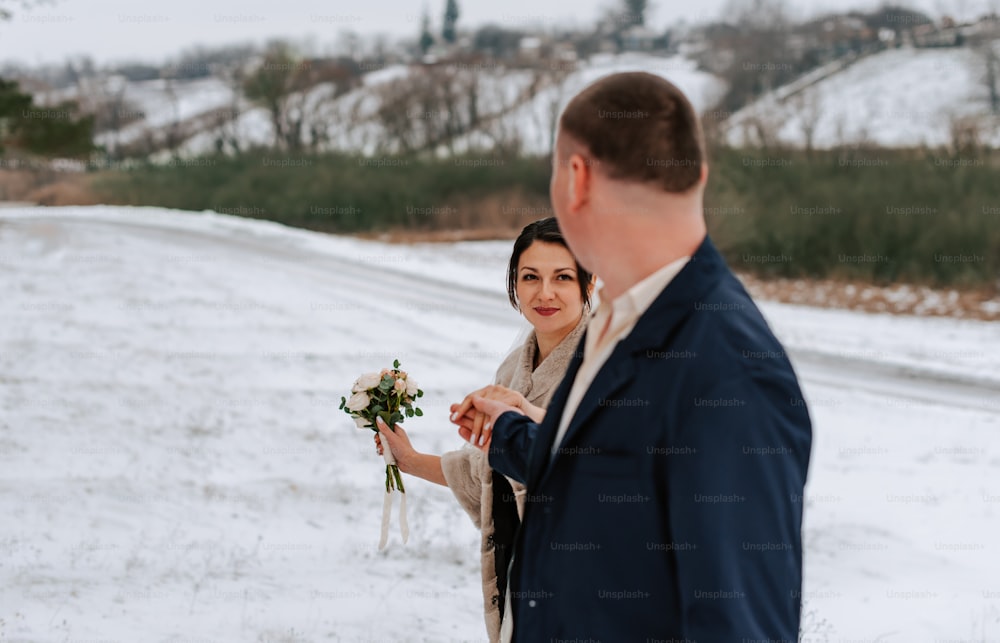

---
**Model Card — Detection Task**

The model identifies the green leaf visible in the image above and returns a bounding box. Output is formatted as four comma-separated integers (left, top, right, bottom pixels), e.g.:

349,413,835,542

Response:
393,359,400,369
414,408,423,417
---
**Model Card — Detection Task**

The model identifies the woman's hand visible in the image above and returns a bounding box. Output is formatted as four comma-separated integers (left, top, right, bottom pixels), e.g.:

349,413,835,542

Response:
375,417,418,474
374,417,448,487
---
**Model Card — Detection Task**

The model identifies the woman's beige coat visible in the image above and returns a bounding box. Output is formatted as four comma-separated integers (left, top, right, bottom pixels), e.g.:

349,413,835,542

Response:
440,315,587,643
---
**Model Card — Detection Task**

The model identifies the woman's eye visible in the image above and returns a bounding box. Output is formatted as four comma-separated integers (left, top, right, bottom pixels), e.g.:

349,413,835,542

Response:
522,274,538,281
557,274,575,281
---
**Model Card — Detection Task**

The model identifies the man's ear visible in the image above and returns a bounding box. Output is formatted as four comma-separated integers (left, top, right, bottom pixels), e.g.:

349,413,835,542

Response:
567,153,591,212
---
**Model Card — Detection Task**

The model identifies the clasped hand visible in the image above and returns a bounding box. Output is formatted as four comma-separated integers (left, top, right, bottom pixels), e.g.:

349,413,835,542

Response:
448,385,529,452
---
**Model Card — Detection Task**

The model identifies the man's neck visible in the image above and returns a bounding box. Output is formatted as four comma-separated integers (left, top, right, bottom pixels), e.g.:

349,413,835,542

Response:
597,228,704,301
586,192,705,301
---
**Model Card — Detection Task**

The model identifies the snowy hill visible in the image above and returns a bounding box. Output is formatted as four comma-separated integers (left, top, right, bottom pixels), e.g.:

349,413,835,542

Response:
41,45,1000,156
2,206,999,641
178,53,726,157
725,46,1000,149
56,54,724,159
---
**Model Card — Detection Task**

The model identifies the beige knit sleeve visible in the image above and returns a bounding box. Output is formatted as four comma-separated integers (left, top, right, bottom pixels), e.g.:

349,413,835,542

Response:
440,447,486,529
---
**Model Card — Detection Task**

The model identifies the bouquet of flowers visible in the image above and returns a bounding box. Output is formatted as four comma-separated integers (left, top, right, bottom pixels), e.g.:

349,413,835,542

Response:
340,359,423,549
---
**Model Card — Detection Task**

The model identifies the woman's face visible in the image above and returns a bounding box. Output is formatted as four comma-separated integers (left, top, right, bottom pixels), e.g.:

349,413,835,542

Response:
515,241,585,337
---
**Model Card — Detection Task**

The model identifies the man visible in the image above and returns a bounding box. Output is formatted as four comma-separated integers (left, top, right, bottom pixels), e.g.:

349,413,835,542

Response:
453,72,812,641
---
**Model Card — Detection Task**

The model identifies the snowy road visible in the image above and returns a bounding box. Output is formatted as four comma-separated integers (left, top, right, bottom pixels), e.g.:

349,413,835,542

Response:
1,207,998,642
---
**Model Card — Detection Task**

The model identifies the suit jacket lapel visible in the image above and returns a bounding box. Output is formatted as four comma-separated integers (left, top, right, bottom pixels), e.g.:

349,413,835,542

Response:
532,351,638,487
525,332,585,488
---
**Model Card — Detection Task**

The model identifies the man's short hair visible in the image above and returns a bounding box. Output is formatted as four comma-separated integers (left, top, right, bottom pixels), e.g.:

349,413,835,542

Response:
558,71,705,193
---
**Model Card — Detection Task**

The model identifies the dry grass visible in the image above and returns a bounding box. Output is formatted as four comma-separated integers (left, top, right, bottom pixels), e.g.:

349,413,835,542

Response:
0,169,101,206
356,227,521,243
355,187,551,243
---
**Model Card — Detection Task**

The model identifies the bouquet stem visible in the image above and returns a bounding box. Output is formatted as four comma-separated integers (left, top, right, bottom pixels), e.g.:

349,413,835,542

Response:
377,438,408,550
380,438,406,493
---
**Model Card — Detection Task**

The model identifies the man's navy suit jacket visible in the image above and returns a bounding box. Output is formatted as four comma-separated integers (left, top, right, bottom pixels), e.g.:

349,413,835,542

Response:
489,235,812,641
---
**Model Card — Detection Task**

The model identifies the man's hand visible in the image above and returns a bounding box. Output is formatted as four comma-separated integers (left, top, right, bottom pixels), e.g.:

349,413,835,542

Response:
450,395,522,452
450,385,526,446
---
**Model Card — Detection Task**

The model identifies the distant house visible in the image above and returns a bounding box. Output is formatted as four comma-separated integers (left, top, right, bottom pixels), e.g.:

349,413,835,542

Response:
797,13,880,62
912,22,963,48
518,36,542,58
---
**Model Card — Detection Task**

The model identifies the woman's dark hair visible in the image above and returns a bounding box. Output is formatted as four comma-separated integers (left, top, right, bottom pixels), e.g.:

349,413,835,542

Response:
506,217,594,311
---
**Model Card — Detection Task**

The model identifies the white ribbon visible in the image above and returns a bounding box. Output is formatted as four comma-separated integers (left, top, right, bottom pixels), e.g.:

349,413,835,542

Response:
377,439,409,550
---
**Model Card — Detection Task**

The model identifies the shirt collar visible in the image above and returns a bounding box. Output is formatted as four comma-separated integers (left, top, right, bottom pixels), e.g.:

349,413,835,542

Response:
588,255,690,351
595,255,690,322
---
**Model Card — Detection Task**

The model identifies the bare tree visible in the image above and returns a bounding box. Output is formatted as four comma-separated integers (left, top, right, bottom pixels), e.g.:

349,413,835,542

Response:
737,97,788,149
242,43,359,151
369,58,547,156
242,44,310,150
622,0,648,27
716,0,798,113
792,90,823,154
975,17,1000,115
947,112,982,155
211,65,248,155
72,74,139,161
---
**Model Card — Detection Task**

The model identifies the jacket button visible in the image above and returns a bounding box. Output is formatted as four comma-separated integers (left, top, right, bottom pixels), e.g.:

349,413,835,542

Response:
528,599,537,607
492,594,499,605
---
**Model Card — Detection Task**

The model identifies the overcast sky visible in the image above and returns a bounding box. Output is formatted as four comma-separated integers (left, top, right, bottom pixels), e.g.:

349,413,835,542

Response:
0,0,994,66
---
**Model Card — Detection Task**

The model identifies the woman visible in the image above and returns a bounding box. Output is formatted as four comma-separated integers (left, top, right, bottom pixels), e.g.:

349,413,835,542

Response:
375,217,594,643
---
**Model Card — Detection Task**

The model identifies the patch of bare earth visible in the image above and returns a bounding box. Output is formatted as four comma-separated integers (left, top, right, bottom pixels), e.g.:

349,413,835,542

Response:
736,273,1000,322
0,169,101,206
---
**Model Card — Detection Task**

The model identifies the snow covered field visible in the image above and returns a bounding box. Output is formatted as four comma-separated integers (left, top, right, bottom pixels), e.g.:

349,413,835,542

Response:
1,206,998,642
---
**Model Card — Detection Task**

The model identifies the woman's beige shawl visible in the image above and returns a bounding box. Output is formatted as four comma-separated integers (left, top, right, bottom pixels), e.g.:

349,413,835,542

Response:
440,315,587,643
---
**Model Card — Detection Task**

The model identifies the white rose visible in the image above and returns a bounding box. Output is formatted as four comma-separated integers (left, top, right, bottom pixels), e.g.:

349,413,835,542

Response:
393,378,406,392
354,416,371,429
345,391,370,412
405,379,419,397
356,372,381,390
